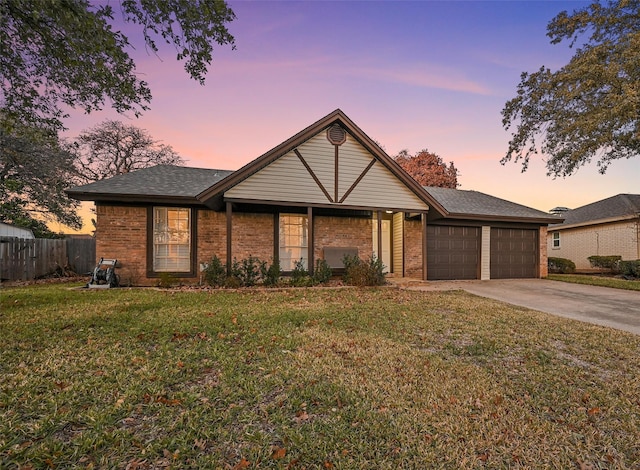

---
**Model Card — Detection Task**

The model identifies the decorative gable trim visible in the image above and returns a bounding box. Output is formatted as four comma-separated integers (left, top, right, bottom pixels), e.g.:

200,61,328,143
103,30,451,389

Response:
196,109,432,212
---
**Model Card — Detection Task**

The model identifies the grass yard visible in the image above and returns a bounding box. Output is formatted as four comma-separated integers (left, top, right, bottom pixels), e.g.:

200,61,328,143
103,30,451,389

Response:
1,284,639,469
548,274,640,291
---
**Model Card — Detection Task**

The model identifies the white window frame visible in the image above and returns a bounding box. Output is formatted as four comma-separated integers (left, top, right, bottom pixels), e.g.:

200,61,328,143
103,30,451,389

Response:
153,207,192,272
279,214,308,271
552,232,560,249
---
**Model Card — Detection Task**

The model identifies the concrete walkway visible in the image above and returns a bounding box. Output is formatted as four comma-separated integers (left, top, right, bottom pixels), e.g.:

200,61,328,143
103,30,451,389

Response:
392,278,640,335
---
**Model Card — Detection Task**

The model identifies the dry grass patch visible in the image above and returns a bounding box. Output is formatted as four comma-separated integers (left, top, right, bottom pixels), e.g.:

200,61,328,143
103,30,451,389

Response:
0,285,639,469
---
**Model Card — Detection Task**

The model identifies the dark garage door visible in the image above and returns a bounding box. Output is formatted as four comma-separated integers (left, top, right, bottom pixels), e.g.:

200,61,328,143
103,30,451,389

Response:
427,225,480,280
490,228,538,279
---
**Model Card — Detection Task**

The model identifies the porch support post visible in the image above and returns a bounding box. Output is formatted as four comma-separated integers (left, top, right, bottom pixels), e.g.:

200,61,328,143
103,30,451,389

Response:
226,201,232,274
308,206,314,275
377,210,383,261
273,213,279,263
422,213,428,281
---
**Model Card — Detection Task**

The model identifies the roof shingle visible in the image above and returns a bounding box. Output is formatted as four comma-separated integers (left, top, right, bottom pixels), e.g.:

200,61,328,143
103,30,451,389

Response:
551,194,640,227
67,165,233,199
424,186,559,221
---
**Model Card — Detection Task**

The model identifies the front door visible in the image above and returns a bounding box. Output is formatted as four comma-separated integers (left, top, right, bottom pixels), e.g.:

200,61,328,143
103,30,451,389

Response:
373,217,392,273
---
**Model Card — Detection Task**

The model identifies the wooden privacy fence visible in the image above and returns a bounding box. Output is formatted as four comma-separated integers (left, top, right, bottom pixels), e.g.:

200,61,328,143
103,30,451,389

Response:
0,237,96,282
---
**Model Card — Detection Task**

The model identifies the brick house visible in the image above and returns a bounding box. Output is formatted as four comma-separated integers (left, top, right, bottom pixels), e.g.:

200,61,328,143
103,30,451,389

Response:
547,194,640,270
67,110,559,285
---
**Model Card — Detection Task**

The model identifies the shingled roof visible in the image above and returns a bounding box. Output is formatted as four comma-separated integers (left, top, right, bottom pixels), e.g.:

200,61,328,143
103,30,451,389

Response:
424,186,561,223
68,164,561,224
67,165,233,203
551,194,640,229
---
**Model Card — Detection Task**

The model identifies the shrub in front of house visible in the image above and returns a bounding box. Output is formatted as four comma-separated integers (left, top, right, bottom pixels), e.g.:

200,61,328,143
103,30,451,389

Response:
548,257,576,274
312,258,333,285
238,255,266,287
342,253,386,286
290,259,313,287
587,255,622,272
262,258,282,287
202,255,335,288
202,255,227,287
619,260,640,279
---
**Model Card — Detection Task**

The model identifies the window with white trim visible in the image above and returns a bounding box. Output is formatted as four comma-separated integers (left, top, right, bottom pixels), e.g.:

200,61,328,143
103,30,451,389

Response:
279,214,308,271
552,232,560,249
153,207,191,272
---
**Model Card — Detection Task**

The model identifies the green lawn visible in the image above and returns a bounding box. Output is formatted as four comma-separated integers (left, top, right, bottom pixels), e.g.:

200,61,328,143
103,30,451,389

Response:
1,284,639,469
548,273,640,291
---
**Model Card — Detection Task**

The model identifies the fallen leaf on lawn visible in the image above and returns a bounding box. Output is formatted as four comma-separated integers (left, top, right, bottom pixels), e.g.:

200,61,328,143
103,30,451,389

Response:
293,411,310,423
171,332,189,342
577,460,595,470
157,396,182,406
587,407,600,415
324,461,333,468
233,458,251,470
271,446,286,459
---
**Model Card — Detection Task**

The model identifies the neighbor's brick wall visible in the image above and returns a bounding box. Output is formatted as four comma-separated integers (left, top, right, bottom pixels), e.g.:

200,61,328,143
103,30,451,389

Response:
314,216,373,262
539,226,548,278
404,218,423,279
95,205,148,286
547,220,640,270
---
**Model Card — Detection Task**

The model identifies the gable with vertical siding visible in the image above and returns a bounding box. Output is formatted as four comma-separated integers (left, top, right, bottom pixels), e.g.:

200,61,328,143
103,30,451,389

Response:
225,131,428,211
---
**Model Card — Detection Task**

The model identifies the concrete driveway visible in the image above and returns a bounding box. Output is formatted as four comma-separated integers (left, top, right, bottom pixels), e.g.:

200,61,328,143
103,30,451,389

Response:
403,278,640,335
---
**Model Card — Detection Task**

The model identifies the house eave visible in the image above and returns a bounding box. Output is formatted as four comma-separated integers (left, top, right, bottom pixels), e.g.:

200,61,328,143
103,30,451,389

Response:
67,191,203,206
223,197,429,214
443,212,562,225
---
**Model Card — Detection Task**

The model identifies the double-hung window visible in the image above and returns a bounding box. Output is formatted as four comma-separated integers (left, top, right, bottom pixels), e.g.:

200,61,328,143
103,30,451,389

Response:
279,214,308,271
552,232,560,249
153,207,191,272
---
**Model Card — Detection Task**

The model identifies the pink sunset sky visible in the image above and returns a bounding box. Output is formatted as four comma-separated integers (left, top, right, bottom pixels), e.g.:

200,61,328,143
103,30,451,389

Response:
61,0,639,233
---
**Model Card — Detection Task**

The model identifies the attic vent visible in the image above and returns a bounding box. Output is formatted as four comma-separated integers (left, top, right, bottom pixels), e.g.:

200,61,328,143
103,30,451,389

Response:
327,124,347,145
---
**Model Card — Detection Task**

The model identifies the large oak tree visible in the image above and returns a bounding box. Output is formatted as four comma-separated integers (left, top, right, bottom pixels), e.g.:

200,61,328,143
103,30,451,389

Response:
502,0,640,176
0,0,236,133
0,0,234,234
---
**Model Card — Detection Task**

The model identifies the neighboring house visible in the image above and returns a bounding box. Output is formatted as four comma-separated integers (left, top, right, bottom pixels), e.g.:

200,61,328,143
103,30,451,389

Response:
547,194,640,270
67,109,559,286
0,222,35,239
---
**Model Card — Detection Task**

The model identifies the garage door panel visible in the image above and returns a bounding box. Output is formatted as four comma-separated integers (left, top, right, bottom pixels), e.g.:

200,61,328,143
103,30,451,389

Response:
427,225,480,280
490,228,538,279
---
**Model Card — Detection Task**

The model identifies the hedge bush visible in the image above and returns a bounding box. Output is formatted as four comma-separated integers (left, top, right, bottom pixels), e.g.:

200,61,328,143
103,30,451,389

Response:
587,255,622,271
619,260,640,278
548,257,576,274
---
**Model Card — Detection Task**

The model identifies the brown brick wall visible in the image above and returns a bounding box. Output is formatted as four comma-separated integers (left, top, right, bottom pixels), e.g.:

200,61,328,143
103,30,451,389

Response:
196,210,227,267
314,216,373,262
96,206,427,285
232,213,275,262
95,205,148,286
404,218,423,278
